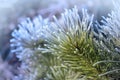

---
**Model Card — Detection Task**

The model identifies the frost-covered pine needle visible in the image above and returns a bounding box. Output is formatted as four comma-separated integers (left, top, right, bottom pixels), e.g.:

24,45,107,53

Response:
43,6,106,79
10,16,48,59
93,1,120,78
10,16,49,80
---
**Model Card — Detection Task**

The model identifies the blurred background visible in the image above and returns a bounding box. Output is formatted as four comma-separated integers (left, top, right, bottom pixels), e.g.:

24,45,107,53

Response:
0,0,114,79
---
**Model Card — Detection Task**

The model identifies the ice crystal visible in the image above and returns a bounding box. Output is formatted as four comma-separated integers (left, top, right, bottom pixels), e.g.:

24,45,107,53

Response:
10,16,48,59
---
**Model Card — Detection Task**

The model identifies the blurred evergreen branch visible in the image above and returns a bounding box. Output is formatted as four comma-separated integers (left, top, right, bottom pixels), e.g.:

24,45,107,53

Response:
93,1,120,79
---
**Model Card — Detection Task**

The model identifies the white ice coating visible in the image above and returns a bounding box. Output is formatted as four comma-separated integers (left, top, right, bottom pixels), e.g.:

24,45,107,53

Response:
10,16,48,53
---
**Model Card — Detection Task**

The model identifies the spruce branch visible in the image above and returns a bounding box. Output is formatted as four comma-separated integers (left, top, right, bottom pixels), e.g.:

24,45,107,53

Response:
93,1,120,79
43,6,107,80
